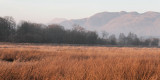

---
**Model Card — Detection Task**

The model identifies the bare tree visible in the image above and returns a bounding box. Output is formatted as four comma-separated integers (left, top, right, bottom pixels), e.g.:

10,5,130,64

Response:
109,34,117,45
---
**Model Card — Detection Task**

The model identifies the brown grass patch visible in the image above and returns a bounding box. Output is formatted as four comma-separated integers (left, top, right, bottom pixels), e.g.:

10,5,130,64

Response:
0,44,160,80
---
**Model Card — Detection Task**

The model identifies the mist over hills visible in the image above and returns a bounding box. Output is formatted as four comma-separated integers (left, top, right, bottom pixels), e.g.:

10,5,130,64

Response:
53,11,160,37
50,18,67,24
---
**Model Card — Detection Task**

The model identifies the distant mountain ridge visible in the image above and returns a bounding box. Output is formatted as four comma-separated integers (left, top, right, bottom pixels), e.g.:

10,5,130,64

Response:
53,11,160,37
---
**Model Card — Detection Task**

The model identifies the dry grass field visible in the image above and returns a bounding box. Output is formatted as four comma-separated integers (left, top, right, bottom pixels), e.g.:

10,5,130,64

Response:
0,43,160,80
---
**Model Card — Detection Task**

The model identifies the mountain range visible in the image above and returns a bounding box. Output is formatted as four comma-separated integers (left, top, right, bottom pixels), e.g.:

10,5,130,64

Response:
52,11,160,37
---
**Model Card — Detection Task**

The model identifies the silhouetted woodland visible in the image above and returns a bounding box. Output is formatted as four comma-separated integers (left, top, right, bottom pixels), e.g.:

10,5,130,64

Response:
0,16,159,46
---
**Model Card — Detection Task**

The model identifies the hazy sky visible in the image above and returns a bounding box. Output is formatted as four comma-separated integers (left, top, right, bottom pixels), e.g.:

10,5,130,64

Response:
0,0,160,23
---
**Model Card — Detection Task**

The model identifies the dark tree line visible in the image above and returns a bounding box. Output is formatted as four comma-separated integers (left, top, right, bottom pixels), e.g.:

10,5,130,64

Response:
0,16,159,46
0,17,100,44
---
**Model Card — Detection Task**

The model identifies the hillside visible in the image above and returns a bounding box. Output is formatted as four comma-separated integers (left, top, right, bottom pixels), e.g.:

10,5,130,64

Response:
58,11,160,37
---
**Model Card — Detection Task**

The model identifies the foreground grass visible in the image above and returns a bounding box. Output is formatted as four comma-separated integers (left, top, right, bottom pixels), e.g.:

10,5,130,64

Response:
0,44,160,80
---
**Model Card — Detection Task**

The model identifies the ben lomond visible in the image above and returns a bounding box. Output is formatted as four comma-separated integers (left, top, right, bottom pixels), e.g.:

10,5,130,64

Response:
57,11,160,37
